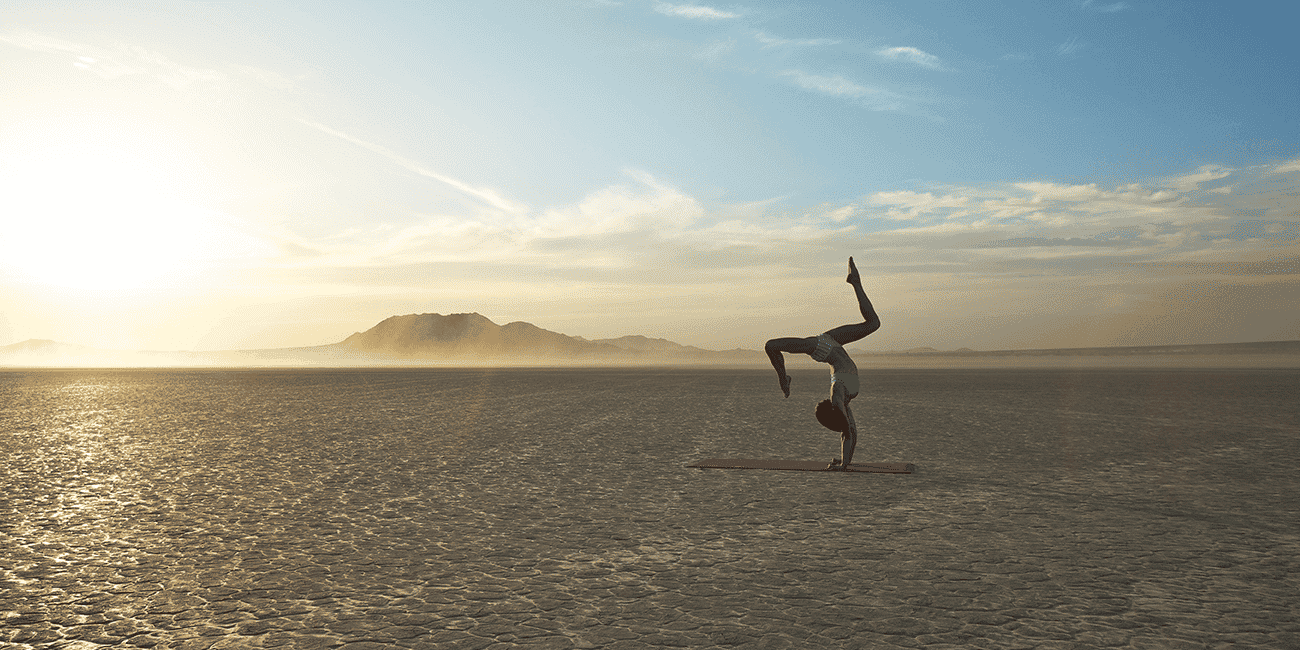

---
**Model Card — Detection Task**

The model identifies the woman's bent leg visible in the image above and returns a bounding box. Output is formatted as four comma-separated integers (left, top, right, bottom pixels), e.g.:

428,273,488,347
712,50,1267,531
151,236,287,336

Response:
765,337,816,397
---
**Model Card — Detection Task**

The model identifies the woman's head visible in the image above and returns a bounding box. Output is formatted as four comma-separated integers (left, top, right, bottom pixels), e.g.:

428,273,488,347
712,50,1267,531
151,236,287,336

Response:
815,399,849,433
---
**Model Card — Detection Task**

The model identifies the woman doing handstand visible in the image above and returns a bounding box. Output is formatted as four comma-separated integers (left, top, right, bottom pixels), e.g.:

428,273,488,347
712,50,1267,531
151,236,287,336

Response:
764,257,880,471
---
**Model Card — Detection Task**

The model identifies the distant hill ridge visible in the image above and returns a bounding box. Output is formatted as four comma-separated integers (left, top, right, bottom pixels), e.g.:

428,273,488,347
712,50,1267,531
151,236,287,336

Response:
337,312,758,362
339,312,609,358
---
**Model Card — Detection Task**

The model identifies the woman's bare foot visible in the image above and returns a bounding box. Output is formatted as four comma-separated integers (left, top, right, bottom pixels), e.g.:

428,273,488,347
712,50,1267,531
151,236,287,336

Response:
846,256,860,285
826,458,846,471
779,374,792,398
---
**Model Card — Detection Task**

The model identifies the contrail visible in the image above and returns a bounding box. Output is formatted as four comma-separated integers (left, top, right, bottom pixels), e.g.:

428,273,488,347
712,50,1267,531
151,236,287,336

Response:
296,118,528,215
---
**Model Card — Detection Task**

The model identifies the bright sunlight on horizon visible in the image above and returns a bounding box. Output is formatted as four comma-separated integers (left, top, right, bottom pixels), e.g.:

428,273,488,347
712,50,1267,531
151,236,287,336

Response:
1,1,1297,354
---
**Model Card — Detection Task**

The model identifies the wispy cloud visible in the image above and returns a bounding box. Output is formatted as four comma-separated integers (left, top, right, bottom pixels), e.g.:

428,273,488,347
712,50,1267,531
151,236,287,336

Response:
531,170,703,237
696,38,736,62
754,31,839,48
125,45,223,89
826,205,857,223
0,30,223,88
1081,0,1130,13
875,46,943,70
1057,36,1085,56
2,30,141,79
1273,158,1300,174
297,119,529,215
654,2,740,20
1012,181,1179,204
1,30,91,56
777,70,908,111
1166,165,1233,192
868,190,969,220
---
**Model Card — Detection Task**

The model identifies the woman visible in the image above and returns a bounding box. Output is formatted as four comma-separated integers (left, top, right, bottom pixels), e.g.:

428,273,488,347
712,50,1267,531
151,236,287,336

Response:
764,257,880,470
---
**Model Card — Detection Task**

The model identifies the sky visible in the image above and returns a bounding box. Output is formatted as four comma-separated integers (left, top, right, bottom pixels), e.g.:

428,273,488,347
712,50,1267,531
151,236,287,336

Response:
1,0,1297,353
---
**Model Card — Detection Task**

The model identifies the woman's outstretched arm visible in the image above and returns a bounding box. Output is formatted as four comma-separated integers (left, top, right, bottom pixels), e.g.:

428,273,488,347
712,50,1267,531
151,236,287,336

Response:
840,401,858,467
826,384,858,469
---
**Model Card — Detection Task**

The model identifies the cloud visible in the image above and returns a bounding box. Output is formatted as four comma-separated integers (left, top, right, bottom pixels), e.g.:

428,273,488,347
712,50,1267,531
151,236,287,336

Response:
1057,36,1084,56
777,70,908,111
826,206,857,223
779,71,868,96
0,30,87,56
1012,182,1180,204
856,171,1282,257
126,45,223,89
868,190,969,220
298,119,529,215
875,46,943,70
977,236,1131,248
696,39,736,62
2,30,142,79
654,2,740,20
0,30,223,88
1166,165,1233,192
754,31,840,48
530,171,703,237
1081,0,1129,12
302,171,710,269
1273,159,1300,174
1219,220,1299,242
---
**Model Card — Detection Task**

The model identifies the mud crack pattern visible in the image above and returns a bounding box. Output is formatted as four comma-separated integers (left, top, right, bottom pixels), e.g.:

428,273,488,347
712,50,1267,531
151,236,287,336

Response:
2,368,1298,648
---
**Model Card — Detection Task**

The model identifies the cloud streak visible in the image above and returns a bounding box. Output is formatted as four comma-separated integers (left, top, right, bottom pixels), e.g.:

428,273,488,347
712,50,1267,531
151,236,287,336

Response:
754,31,839,48
777,70,908,111
875,46,943,70
1081,0,1129,13
1057,36,1084,56
868,190,969,220
0,30,223,88
297,119,529,215
654,2,739,20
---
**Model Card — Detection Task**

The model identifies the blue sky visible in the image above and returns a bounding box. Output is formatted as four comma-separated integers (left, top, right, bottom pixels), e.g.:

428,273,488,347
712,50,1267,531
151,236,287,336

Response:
1,0,1297,352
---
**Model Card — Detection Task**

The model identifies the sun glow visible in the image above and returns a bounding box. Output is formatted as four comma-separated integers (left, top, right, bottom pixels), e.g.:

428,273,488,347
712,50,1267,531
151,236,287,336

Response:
0,125,266,292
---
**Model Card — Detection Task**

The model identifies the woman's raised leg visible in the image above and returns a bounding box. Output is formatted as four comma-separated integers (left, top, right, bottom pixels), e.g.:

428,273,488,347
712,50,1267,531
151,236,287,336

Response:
826,256,881,346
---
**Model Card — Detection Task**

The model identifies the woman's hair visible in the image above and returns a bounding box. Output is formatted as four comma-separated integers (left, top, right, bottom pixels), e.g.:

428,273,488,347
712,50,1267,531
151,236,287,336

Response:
815,399,849,433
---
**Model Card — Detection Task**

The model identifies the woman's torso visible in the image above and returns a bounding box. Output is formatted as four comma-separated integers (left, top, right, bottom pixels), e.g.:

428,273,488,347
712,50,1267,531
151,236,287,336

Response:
812,333,858,375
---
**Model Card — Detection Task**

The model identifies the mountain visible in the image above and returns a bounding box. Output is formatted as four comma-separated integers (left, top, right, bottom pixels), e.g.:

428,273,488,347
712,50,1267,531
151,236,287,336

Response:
338,313,762,363
903,346,941,354
339,312,636,361
579,334,715,355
